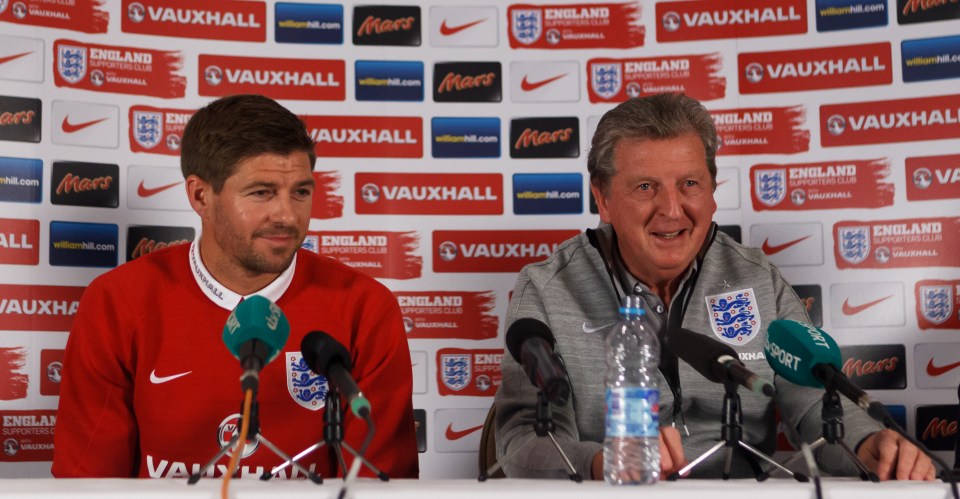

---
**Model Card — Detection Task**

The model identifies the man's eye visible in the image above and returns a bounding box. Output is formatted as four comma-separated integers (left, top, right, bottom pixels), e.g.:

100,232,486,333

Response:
638,183,652,191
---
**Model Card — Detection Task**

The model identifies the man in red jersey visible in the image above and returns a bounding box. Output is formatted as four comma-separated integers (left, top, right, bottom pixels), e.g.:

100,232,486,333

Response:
52,94,419,479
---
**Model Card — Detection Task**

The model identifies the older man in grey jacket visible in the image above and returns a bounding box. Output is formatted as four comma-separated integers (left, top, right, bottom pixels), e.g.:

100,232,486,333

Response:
494,93,934,481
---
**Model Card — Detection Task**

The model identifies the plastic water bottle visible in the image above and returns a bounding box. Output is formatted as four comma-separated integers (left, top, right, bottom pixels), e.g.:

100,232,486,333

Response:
604,295,660,485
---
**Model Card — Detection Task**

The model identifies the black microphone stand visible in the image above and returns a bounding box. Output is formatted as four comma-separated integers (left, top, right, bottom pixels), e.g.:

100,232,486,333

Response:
264,388,389,482
668,380,806,481
479,391,583,482
187,396,321,484
780,386,878,481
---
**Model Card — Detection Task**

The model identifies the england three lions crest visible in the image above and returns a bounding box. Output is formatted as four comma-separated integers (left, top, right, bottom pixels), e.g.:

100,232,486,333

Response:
286,352,327,411
838,226,870,265
591,63,622,100
706,288,760,345
133,110,163,149
57,45,87,84
441,353,471,392
920,285,952,325
754,169,786,207
511,9,542,45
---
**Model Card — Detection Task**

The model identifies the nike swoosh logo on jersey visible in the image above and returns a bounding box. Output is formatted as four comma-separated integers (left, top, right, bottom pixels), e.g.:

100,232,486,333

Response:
445,423,483,440
0,51,32,66
841,295,892,316
150,369,192,384
761,235,811,255
439,18,486,36
61,115,109,134
520,73,567,92
582,321,613,333
926,358,960,377
137,179,181,198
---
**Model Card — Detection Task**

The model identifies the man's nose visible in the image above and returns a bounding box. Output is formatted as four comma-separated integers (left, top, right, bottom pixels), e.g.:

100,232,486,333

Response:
269,194,298,225
655,187,682,218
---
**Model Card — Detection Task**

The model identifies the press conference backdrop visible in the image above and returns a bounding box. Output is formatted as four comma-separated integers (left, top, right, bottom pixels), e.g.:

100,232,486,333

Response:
1,0,959,479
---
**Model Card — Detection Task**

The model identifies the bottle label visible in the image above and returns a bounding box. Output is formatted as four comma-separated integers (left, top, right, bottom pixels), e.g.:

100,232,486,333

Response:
605,387,659,438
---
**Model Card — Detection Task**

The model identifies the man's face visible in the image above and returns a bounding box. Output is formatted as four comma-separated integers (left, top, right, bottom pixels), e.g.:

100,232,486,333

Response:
592,133,717,287
204,151,314,279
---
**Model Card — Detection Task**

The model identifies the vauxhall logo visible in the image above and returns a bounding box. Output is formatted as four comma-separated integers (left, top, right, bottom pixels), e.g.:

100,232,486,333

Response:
204,66,339,87
438,241,558,260
360,183,498,203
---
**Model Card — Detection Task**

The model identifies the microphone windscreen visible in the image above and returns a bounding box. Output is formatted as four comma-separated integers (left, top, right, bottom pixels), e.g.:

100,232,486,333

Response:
505,318,555,364
222,295,290,364
666,328,735,384
765,319,842,388
301,330,352,376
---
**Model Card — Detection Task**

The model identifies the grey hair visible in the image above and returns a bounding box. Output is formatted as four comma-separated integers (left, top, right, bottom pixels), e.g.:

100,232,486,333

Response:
587,93,718,194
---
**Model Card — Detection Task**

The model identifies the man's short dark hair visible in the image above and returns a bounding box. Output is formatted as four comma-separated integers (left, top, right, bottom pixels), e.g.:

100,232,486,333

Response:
181,94,316,192
588,93,718,195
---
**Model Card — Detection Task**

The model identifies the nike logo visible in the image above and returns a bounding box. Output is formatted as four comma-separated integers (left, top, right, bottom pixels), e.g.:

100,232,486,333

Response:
927,358,960,377
0,51,32,66
445,423,483,441
520,73,568,92
841,295,892,316
61,115,109,134
439,18,486,36
761,235,811,255
150,369,192,384
137,179,182,198
582,321,613,334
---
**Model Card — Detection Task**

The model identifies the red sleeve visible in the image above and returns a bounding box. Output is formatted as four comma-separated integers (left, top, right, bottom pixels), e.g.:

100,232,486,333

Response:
345,284,419,479
52,276,139,477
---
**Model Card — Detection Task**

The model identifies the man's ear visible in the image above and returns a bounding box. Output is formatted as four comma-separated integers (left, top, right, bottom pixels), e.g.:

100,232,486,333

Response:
590,182,611,224
184,175,212,216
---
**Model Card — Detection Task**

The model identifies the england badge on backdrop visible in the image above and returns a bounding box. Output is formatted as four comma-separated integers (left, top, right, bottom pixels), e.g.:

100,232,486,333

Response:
57,44,86,84
706,288,760,345
132,110,162,150
754,169,786,207
919,285,953,326
838,226,870,265
511,9,541,45
285,352,327,411
440,353,471,392
590,63,622,100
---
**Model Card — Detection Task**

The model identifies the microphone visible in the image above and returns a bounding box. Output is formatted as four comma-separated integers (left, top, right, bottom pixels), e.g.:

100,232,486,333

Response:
222,295,290,391
504,318,571,406
765,319,889,423
300,331,371,418
665,328,775,397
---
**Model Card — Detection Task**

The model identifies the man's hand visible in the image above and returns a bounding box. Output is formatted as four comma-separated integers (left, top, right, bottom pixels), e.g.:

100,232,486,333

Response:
591,426,688,480
856,429,936,481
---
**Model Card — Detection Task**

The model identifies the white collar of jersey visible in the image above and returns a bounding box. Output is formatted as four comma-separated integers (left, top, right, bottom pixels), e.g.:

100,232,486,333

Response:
188,239,296,310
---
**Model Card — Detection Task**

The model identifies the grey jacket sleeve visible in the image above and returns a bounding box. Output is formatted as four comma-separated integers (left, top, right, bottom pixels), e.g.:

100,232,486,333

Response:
493,271,602,479
768,265,884,476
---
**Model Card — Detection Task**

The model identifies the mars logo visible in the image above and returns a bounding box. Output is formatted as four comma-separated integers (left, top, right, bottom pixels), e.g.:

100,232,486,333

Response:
590,63,622,100
744,62,764,83
360,183,379,204
127,2,145,22
217,414,258,457
204,65,222,86
837,226,870,265
915,405,959,451
913,168,932,189
511,9,542,45
285,352,327,411
56,45,86,84
352,5,421,46
754,169,786,207
920,285,952,326
438,241,457,262
826,115,846,136
662,11,681,31
840,344,906,390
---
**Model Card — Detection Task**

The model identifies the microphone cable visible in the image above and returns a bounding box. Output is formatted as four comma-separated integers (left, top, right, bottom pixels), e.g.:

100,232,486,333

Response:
771,391,821,499
221,388,254,499
337,411,376,499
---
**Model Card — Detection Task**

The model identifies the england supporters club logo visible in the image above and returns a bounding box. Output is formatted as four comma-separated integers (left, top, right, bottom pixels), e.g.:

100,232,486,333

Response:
132,110,162,149
920,285,952,326
706,288,760,345
590,63,622,100
285,352,327,411
838,226,870,265
440,353,471,391
754,169,786,207
511,9,541,45
57,45,86,84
